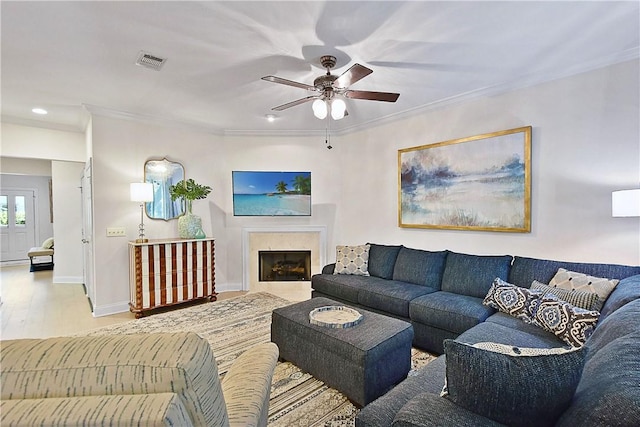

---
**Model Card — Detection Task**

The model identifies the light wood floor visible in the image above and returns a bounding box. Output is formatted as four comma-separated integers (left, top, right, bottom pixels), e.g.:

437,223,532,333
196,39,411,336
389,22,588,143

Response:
1,264,305,341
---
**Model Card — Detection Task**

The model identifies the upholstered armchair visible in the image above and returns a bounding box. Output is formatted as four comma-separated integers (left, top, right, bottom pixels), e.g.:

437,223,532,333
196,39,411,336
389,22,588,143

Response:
1,332,279,426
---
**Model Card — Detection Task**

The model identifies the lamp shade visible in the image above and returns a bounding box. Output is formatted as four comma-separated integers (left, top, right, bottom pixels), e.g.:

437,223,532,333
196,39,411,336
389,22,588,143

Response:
612,189,640,217
331,98,346,120
130,182,154,202
312,99,328,119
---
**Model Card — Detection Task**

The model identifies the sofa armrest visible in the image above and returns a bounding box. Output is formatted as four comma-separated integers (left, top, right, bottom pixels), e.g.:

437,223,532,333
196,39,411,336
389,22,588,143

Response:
392,392,506,427
322,263,336,274
0,393,193,427
221,342,279,427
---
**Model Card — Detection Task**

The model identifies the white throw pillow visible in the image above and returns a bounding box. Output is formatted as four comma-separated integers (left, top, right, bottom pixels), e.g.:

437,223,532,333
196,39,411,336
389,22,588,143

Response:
41,237,54,249
548,268,619,311
333,244,370,276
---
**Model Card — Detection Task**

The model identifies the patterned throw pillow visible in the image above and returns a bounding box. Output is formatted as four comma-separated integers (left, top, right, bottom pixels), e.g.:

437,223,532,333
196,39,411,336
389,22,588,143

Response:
548,268,619,311
442,339,586,427
531,280,600,311
333,244,370,276
533,293,600,347
483,278,543,323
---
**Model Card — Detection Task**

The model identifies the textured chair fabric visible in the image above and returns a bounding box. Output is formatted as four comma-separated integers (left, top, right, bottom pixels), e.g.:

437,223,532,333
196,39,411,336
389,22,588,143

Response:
508,256,640,288
392,248,448,287
271,297,413,407
1,332,280,427
409,291,494,333
456,319,566,349
1,332,228,427
368,243,403,279
221,342,279,427
0,393,193,427
440,252,512,298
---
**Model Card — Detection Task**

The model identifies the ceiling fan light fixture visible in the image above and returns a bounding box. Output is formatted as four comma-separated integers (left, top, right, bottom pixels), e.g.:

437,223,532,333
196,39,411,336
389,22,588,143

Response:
331,98,346,120
312,99,328,119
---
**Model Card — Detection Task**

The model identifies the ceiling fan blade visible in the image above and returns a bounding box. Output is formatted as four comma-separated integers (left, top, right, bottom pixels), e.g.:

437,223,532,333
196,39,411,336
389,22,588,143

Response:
271,96,319,111
262,75,317,91
333,63,373,88
345,90,399,102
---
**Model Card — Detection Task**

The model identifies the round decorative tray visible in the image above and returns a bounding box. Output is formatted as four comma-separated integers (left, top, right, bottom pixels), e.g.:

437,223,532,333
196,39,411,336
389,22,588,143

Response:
309,306,363,329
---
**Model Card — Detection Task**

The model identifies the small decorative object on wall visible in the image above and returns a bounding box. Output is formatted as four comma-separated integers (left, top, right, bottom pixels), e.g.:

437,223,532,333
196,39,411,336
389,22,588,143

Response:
169,178,212,238
398,126,532,232
233,171,311,216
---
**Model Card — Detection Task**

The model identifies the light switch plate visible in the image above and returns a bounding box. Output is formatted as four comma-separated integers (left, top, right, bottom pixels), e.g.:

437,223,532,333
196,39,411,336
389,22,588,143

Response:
106,227,126,237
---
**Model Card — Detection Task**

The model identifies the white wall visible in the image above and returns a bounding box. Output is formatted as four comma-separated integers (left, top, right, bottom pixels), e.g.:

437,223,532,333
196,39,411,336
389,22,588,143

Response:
336,59,640,265
11,59,640,315
1,123,85,162
51,161,85,283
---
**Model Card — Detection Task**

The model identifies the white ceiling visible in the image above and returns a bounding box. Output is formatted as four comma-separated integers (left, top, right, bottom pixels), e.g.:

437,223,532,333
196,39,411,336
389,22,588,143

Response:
1,1,638,136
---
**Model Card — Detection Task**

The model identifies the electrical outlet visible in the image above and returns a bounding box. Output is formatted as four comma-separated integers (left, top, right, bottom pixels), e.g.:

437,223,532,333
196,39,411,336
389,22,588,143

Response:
106,227,126,237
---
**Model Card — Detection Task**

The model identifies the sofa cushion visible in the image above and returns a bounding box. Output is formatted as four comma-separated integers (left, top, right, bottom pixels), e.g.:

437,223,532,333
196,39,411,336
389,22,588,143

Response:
409,292,494,334
584,298,640,362
312,274,384,304
392,392,504,427
556,331,640,427
358,280,437,318
599,274,640,324
548,268,619,311
443,340,586,427
368,243,403,279
457,317,566,349
441,252,512,298
532,293,599,347
334,244,370,276
483,278,542,322
508,256,640,289
392,248,448,287
531,280,599,311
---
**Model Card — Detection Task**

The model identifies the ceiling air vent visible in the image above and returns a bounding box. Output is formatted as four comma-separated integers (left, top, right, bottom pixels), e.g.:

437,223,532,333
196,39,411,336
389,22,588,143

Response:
135,51,167,71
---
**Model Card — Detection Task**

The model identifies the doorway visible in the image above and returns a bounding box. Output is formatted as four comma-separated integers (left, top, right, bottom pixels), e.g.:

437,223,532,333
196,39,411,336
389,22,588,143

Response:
0,189,36,262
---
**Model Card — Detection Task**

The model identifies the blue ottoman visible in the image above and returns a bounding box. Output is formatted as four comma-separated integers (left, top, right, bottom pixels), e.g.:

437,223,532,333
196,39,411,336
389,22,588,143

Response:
271,297,414,407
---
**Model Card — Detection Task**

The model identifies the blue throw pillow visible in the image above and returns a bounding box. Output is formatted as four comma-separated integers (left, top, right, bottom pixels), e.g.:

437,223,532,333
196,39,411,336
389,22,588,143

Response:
483,278,542,322
367,243,402,279
443,339,586,427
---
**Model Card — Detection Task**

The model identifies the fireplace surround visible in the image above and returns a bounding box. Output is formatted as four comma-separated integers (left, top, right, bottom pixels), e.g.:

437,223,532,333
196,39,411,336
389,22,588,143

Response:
242,226,327,295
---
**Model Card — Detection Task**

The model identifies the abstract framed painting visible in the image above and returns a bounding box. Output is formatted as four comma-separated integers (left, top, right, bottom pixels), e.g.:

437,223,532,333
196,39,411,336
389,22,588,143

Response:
398,126,532,232
232,171,311,216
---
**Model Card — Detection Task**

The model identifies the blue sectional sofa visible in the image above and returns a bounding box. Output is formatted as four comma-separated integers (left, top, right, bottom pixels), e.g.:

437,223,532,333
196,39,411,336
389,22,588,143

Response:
310,244,640,426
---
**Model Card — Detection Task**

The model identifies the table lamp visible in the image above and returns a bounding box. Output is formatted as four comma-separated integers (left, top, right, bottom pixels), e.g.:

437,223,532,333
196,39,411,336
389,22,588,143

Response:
130,182,154,243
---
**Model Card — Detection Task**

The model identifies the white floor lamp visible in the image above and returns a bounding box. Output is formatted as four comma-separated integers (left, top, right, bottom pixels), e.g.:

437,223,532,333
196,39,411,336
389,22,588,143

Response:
130,182,154,243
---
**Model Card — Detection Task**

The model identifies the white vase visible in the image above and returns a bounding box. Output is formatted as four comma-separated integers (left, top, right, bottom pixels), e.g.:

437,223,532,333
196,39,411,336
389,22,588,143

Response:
178,213,202,239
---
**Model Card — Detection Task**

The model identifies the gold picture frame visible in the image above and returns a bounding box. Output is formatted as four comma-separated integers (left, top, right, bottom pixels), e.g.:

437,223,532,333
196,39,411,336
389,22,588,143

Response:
398,126,532,232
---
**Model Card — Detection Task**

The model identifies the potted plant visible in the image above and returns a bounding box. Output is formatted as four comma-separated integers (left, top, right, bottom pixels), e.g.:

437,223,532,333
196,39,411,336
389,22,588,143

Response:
169,178,212,239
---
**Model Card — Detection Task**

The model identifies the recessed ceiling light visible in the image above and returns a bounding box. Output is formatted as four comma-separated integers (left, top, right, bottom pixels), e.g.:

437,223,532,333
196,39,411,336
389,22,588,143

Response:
266,114,276,122
32,107,48,115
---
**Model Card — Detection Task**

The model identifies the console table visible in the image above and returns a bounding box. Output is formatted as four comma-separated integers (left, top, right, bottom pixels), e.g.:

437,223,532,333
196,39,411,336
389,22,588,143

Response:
128,238,216,318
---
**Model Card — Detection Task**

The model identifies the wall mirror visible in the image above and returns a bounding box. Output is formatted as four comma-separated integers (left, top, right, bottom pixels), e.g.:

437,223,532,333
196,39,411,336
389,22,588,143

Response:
144,158,185,220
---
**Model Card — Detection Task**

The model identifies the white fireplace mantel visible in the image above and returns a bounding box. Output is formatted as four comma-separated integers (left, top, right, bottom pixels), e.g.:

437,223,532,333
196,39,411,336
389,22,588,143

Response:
241,226,327,291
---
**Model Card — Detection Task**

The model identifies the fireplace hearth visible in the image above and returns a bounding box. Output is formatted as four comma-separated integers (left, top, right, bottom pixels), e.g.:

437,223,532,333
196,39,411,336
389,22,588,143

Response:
259,250,311,282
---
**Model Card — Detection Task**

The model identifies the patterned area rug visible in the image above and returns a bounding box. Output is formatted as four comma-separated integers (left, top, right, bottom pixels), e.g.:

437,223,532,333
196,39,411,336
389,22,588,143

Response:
83,292,436,426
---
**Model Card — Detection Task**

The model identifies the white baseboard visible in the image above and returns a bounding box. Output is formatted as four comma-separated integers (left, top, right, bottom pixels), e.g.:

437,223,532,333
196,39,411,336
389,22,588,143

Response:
216,281,245,292
53,275,83,284
92,301,130,318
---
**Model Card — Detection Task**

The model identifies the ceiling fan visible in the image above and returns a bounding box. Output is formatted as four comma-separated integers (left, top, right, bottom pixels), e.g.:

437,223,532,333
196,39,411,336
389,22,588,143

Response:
261,55,400,120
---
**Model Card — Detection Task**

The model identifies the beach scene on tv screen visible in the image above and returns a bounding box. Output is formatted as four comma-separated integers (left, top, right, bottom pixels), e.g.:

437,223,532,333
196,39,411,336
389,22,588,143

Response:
233,171,311,216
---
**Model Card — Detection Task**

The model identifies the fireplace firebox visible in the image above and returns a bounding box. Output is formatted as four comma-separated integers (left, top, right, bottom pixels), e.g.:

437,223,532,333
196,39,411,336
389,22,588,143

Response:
259,250,311,282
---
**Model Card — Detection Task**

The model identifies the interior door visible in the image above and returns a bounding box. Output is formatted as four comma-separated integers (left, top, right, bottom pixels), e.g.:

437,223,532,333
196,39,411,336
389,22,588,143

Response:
81,160,95,311
0,189,36,262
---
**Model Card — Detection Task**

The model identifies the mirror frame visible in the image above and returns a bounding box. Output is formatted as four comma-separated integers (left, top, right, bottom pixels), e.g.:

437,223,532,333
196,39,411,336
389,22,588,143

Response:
144,157,185,221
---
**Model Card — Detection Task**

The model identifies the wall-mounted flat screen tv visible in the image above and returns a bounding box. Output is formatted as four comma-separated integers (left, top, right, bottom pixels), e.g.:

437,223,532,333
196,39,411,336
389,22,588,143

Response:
232,171,311,216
